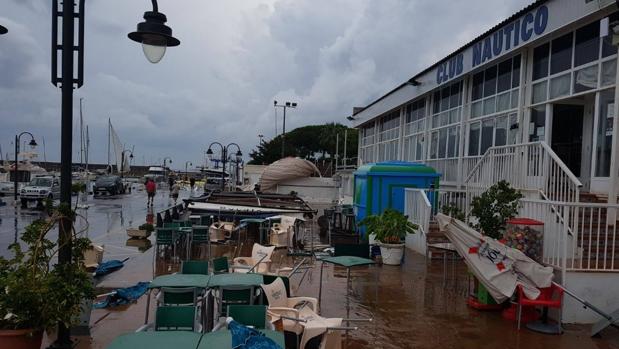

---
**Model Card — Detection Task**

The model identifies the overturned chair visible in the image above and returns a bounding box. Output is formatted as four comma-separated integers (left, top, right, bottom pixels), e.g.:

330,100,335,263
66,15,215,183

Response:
232,243,276,273
262,277,354,349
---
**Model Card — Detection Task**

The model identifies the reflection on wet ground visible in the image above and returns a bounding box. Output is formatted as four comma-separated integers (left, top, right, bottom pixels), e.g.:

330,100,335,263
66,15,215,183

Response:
2,189,618,348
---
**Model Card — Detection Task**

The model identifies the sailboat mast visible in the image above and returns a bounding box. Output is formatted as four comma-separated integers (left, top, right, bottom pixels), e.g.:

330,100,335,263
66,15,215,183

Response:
79,98,84,167
85,126,89,172
107,118,111,172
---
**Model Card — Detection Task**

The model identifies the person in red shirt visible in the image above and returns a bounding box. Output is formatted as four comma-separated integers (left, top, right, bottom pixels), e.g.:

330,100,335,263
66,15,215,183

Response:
145,178,157,206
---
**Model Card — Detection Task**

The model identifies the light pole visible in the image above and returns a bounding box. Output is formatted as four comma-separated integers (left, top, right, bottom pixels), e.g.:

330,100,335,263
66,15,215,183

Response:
185,161,192,181
13,132,37,201
121,149,134,179
162,157,172,180
49,1,179,347
274,100,297,158
206,142,242,191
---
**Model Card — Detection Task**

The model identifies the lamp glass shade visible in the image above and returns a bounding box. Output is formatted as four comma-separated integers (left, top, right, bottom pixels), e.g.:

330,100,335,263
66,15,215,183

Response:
28,139,37,148
142,43,166,63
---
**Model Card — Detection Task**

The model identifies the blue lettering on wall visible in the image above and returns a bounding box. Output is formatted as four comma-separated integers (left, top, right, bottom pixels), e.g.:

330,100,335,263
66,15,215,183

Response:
492,30,503,56
438,5,548,83
521,12,534,41
534,5,548,35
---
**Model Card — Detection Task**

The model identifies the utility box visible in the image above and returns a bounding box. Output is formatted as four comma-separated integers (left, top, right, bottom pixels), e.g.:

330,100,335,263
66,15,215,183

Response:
353,161,440,237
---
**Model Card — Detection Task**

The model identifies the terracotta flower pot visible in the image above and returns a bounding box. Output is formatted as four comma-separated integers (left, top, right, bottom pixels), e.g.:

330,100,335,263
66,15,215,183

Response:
0,329,43,349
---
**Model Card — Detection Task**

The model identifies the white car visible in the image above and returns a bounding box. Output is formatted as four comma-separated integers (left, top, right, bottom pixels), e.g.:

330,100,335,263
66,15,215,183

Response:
20,176,61,207
0,181,15,196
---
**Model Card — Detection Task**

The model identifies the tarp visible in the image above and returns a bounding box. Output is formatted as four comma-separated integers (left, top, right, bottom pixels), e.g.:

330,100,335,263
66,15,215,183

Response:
435,213,554,303
93,282,150,309
258,158,321,192
228,320,282,349
94,259,127,277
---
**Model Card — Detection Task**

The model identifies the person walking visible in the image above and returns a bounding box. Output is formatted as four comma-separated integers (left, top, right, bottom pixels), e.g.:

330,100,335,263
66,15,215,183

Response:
170,181,180,204
145,178,157,207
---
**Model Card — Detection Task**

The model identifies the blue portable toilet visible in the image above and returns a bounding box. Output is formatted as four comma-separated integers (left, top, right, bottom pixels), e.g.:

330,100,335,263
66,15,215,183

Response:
353,161,440,237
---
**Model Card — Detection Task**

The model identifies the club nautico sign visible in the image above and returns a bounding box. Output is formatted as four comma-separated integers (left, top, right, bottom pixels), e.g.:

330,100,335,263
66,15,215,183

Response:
436,5,549,85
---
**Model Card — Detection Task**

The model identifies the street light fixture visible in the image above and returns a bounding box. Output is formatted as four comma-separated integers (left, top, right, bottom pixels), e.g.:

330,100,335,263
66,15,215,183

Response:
128,0,181,63
13,132,37,201
206,142,242,190
274,100,297,158
0,25,7,35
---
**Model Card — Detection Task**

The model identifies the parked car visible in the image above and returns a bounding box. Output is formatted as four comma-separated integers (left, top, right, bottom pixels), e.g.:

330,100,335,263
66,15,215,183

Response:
0,181,14,196
20,176,60,207
93,175,125,196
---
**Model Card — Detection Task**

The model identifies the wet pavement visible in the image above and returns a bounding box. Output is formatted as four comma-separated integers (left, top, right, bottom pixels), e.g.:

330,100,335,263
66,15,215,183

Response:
2,189,619,349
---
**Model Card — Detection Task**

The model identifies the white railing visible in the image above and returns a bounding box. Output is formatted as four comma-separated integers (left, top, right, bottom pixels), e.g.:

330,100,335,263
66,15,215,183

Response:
432,188,468,218
465,142,582,207
404,188,432,256
520,198,619,274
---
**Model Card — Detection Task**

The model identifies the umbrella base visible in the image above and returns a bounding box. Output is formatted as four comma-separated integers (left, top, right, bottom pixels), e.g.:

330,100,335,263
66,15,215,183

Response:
526,320,562,335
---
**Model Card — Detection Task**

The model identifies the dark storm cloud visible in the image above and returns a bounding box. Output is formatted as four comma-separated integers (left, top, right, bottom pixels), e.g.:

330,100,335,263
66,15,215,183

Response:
0,0,532,168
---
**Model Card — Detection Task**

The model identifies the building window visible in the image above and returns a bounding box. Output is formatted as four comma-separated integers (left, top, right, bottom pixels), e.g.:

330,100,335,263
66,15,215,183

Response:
430,81,462,160
595,89,614,177
471,55,521,119
359,123,375,163
531,16,619,104
403,97,427,161
377,110,400,161
467,113,517,156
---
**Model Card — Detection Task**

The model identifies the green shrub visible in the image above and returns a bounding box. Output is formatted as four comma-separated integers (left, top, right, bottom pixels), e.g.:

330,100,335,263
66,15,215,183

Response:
470,180,523,239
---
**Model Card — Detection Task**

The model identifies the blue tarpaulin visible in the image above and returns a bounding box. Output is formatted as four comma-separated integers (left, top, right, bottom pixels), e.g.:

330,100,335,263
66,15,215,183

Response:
94,281,150,309
94,258,128,277
229,320,282,349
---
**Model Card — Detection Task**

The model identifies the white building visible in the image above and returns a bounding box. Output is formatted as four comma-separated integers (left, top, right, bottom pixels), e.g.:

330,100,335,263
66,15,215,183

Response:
349,0,619,324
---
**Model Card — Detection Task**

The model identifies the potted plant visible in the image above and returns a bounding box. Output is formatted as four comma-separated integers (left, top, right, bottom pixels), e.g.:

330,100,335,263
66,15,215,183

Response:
0,204,94,349
127,223,154,239
358,208,417,265
470,180,523,239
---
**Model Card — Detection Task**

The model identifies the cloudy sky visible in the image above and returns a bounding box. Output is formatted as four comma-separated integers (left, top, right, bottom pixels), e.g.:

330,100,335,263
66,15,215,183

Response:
0,0,531,170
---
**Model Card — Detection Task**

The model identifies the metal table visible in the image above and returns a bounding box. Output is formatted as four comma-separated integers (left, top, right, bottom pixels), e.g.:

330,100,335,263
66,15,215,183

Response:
106,331,202,349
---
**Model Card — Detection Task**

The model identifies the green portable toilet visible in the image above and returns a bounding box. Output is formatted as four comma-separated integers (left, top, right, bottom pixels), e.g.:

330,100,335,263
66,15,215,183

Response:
353,161,440,237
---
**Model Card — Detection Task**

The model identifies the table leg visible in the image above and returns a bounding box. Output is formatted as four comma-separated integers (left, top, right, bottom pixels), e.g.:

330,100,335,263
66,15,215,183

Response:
318,261,324,312
144,290,151,325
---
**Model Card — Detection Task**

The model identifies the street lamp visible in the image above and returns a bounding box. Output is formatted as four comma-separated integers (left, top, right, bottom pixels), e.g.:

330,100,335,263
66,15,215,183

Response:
49,1,179,346
120,149,134,179
128,0,181,63
162,157,172,180
13,132,37,201
258,134,264,144
206,142,242,190
0,25,7,35
274,100,297,158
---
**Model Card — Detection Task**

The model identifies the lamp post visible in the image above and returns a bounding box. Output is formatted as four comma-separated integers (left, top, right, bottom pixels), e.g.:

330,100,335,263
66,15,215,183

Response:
162,157,172,180
258,134,264,144
206,142,242,191
274,100,297,158
185,161,192,181
50,1,179,347
13,132,37,201
120,149,134,179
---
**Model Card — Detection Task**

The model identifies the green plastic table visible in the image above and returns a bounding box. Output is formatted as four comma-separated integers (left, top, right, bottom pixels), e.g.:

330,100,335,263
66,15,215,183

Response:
318,255,376,327
207,273,264,288
195,329,285,348
106,331,202,349
150,274,210,289
145,274,211,327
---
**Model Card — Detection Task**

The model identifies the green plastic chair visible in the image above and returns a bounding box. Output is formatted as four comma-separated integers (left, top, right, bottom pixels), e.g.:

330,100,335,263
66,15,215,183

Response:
212,256,229,274
181,260,209,275
160,287,198,306
191,226,209,244
155,305,196,331
200,215,213,226
156,228,177,257
227,305,268,329
221,287,254,309
163,222,181,228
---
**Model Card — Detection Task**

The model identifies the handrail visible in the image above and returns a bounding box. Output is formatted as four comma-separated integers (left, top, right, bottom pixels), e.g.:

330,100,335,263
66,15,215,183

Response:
521,197,619,209
464,141,582,187
539,141,583,187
